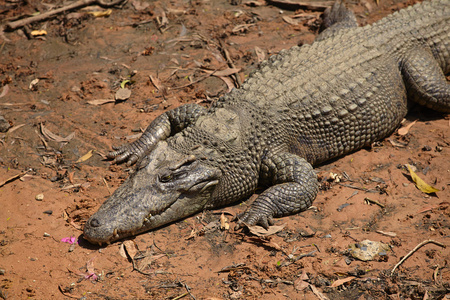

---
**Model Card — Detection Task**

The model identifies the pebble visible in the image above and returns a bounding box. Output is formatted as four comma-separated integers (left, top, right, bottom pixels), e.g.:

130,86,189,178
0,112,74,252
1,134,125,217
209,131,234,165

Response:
43,210,53,215
35,193,44,201
43,232,51,237
0,269,5,275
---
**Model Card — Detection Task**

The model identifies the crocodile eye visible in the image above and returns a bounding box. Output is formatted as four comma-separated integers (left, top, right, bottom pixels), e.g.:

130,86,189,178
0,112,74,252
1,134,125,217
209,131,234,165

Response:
159,174,173,183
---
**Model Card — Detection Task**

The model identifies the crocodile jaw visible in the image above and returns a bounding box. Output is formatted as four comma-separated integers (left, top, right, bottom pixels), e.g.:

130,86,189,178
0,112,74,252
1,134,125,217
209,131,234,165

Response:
83,142,221,245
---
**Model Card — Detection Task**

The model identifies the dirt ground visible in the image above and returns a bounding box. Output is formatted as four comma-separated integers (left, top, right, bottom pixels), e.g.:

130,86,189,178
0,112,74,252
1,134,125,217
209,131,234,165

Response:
0,0,449,299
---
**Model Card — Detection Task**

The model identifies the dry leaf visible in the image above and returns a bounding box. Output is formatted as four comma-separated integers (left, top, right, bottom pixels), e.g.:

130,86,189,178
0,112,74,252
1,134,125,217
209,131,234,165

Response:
282,16,300,25
330,276,356,288
406,164,439,194
220,213,230,230
247,223,286,237
40,123,75,142
213,68,241,77
31,30,47,36
119,243,128,258
309,284,330,300
218,76,235,93
149,75,164,91
398,119,417,136
0,84,9,98
76,150,94,163
87,99,115,105
88,9,112,17
122,240,139,259
376,230,397,237
254,46,265,62
294,277,310,291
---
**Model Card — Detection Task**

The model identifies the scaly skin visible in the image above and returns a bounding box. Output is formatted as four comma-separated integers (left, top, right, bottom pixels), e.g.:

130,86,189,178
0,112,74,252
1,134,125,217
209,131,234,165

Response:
84,0,450,244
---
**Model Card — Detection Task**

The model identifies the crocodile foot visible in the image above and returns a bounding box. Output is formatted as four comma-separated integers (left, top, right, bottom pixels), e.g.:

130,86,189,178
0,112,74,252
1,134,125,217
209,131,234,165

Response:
107,142,145,166
234,208,275,230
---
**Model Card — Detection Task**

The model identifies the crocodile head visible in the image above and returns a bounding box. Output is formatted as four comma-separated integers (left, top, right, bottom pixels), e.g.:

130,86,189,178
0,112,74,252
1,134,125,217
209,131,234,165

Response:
83,141,222,245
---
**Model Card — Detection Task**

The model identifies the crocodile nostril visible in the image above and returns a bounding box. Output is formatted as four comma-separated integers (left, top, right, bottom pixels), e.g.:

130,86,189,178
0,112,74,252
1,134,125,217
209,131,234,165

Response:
90,218,101,227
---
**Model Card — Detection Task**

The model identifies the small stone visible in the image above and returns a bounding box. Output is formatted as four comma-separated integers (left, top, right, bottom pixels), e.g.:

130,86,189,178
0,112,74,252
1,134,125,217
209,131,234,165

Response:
0,115,10,133
43,210,53,215
422,145,432,151
435,146,443,152
43,232,51,237
35,193,44,201
402,183,409,187
115,88,131,101
0,269,5,275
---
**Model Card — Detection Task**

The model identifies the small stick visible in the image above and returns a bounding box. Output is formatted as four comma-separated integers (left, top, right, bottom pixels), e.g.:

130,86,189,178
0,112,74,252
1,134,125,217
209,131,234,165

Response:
390,240,446,276
364,197,385,208
4,0,126,31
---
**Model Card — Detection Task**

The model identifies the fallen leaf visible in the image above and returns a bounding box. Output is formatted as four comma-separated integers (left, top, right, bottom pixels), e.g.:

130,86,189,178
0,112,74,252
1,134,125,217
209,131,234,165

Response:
220,213,230,230
213,68,241,77
417,202,449,213
122,240,139,259
398,119,417,136
149,75,164,91
218,76,235,93
87,99,115,105
282,15,300,25
309,284,330,300
294,277,310,291
406,164,439,194
330,276,356,288
0,84,9,98
76,150,94,163
247,223,286,237
376,230,397,237
88,9,112,17
254,46,265,62
40,123,75,143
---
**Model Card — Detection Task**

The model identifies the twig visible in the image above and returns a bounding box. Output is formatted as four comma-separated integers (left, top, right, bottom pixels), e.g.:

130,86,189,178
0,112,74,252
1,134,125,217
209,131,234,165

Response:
390,240,446,276
4,0,127,31
364,197,385,208
178,279,196,300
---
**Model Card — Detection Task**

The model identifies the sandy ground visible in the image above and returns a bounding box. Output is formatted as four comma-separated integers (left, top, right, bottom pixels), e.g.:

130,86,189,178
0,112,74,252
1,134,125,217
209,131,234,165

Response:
0,0,449,299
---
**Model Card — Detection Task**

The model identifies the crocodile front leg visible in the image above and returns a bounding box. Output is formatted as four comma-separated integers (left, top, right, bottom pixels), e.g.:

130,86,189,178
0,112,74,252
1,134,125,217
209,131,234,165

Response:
237,152,319,229
108,103,207,165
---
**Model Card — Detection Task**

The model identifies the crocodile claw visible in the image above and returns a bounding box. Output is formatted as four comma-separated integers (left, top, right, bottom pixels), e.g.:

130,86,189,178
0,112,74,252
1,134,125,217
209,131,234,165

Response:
234,209,275,231
107,144,142,166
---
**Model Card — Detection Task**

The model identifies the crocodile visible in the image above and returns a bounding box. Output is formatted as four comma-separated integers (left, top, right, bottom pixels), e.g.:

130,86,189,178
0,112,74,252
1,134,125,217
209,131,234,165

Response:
83,0,450,244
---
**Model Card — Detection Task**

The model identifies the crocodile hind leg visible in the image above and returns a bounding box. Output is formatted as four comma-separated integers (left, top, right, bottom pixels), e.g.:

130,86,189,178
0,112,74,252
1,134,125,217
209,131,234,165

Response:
316,1,358,41
108,103,207,165
401,47,450,113
236,152,319,229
